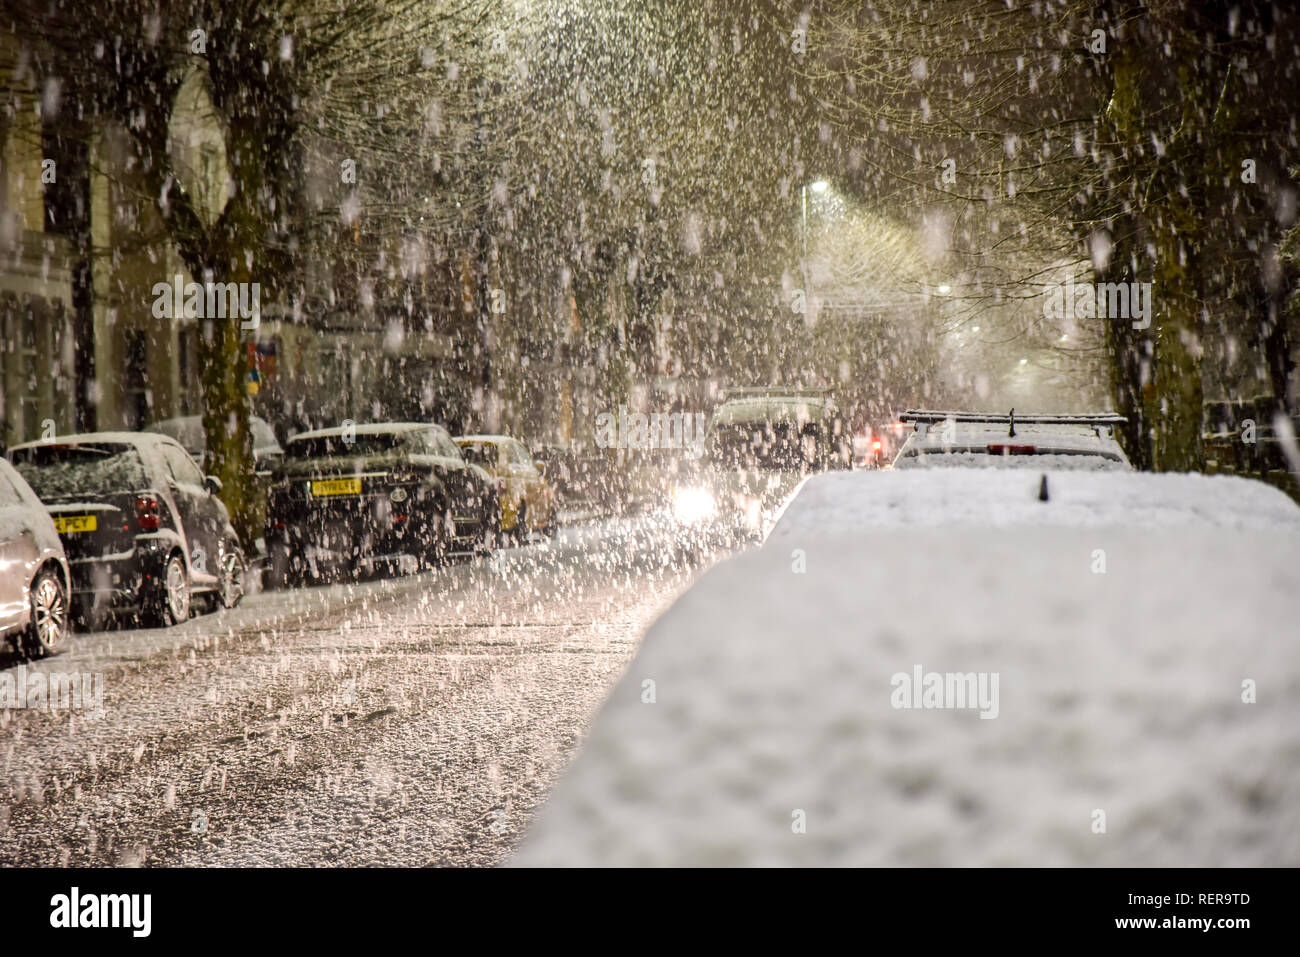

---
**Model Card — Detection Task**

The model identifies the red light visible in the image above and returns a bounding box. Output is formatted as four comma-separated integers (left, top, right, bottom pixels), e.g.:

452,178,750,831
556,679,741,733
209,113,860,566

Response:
872,440,882,451
986,444,1037,455
393,514,407,523
135,495,160,531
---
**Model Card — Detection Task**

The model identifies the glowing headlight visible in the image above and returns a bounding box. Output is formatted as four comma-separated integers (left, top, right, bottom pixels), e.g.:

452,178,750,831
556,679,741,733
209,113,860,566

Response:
672,487,716,524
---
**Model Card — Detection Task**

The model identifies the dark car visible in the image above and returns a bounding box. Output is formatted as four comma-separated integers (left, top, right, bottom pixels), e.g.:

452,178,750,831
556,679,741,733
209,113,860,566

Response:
9,433,247,629
265,422,496,586
0,458,71,657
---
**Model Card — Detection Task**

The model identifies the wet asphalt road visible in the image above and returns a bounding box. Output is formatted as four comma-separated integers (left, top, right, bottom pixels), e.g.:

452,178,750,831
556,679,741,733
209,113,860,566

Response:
0,518,708,867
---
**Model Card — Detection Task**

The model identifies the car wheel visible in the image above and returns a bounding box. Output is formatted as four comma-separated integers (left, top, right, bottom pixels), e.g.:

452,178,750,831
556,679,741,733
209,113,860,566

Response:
72,596,110,633
267,542,302,589
143,551,190,627
219,544,246,608
476,517,495,556
513,503,528,545
21,567,68,658
421,500,452,568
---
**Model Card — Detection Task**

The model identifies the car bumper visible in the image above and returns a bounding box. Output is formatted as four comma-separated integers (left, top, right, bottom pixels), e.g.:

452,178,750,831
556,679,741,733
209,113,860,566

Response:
67,545,172,612
269,507,489,560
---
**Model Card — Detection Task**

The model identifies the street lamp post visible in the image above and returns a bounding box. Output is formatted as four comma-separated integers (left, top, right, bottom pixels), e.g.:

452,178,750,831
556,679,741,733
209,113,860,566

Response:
800,180,828,319
801,182,808,294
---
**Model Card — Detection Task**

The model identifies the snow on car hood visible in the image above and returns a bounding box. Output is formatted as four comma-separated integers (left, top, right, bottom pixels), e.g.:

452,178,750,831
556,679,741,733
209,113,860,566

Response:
514,526,1300,866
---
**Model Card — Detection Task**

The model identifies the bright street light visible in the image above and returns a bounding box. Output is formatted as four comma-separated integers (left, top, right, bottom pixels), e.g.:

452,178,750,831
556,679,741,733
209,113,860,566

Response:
801,180,831,315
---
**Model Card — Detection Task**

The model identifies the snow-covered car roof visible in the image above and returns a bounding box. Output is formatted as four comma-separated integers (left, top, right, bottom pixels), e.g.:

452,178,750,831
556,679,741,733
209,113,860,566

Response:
289,422,448,441
711,394,838,428
769,468,1300,538
9,431,178,451
893,415,1130,470
516,488,1300,865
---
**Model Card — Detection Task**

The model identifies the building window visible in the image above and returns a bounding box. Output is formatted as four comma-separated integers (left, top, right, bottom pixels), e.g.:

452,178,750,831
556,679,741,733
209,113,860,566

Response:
123,329,152,429
177,325,200,413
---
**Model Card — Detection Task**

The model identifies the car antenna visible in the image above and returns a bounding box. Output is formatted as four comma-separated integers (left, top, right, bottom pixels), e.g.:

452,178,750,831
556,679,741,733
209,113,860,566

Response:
1038,473,1050,502
1008,408,1016,438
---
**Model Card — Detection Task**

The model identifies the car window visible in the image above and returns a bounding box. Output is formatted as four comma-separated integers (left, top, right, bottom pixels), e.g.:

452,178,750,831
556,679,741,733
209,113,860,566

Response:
508,442,531,467
11,443,149,498
429,430,463,459
250,417,281,452
163,443,206,485
286,433,404,458
457,442,499,468
708,423,815,471
406,429,436,455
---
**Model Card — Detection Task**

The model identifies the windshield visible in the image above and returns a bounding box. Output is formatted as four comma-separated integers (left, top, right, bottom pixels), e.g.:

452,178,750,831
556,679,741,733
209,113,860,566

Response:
708,424,819,472
286,433,406,459
426,430,464,459
11,443,149,498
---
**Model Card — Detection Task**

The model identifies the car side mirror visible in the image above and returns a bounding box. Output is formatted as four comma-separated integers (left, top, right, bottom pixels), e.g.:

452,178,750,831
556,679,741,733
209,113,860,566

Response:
204,475,223,495
536,462,547,478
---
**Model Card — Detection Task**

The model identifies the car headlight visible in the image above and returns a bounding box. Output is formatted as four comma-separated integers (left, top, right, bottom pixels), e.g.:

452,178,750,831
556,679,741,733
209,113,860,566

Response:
672,486,716,524
389,487,408,503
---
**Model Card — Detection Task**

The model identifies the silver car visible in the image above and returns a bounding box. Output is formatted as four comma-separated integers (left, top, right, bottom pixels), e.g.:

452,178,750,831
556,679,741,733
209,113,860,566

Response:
0,458,70,658
145,414,284,473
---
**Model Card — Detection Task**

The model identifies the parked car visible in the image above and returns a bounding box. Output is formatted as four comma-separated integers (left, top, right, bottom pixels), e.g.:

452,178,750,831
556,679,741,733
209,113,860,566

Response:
144,414,284,473
265,422,496,586
517,468,1300,867
891,409,1131,471
9,433,246,628
455,435,557,542
0,458,71,657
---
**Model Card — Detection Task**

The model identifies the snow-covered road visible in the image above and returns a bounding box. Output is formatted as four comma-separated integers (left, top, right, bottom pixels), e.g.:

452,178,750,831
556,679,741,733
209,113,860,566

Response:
0,517,705,866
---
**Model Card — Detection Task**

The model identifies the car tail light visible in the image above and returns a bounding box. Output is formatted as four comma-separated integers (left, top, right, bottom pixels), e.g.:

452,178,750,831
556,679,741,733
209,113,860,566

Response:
872,439,882,452
135,495,161,531
986,444,1037,455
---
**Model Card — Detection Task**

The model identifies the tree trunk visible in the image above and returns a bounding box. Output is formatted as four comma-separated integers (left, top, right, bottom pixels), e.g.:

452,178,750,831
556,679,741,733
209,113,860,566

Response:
1150,263,1204,472
195,300,256,549
183,115,263,551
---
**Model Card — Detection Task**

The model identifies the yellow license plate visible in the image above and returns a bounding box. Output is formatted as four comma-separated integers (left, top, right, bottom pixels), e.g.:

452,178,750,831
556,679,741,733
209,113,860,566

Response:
311,478,362,497
54,514,97,534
